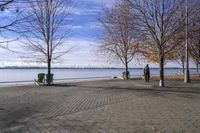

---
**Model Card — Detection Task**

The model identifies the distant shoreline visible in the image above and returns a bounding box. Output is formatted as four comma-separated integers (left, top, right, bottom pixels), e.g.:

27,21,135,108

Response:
0,67,197,69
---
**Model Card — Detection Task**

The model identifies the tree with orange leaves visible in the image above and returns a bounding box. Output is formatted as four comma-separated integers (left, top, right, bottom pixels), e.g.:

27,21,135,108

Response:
98,0,141,79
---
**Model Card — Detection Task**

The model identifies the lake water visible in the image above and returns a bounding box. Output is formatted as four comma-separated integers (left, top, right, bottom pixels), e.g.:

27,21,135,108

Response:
0,68,197,85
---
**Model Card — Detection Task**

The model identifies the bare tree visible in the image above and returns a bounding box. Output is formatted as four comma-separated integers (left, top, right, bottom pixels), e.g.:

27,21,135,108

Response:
189,0,200,76
98,0,141,79
127,0,185,87
21,0,72,85
0,0,20,50
189,22,200,75
174,43,185,74
169,28,186,75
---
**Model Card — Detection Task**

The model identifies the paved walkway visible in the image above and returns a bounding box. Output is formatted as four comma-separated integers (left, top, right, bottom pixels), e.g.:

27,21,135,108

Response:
0,80,200,133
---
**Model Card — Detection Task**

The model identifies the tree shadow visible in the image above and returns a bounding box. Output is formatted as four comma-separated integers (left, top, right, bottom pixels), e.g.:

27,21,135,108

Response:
104,86,200,96
44,83,76,88
0,106,38,131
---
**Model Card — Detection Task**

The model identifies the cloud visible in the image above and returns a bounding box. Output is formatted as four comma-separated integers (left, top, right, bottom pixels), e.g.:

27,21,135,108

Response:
79,0,116,6
0,37,188,68
0,38,109,68
64,24,84,30
71,6,101,16
88,22,102,29
71,0,116,16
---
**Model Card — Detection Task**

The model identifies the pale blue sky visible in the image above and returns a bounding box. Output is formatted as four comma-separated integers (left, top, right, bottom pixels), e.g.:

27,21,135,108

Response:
0,0,194,68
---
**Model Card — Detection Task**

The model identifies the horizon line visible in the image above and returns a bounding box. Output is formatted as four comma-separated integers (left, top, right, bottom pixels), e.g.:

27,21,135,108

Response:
0,66,194,69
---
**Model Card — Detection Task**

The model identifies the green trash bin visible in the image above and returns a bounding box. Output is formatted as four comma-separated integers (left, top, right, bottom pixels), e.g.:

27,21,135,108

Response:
122,71,130,79
46,73,54,84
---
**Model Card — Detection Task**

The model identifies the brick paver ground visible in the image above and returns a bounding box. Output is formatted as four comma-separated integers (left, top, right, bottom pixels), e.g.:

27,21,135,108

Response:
0,79,200,133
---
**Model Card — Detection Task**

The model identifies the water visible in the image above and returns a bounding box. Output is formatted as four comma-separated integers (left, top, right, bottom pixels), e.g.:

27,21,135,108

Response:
0,68,197,85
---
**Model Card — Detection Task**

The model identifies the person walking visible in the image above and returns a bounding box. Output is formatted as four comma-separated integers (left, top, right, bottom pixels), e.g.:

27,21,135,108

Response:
144,64,150,82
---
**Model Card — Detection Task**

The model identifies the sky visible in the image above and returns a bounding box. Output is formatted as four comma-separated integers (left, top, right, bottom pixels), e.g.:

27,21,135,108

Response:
0,0,194,68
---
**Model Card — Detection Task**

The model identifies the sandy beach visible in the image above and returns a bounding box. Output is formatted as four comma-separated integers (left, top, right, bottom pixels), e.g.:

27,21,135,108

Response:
0,76,200,133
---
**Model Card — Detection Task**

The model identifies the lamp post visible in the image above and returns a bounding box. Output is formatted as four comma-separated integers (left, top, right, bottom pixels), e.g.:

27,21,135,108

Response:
184,5,190,83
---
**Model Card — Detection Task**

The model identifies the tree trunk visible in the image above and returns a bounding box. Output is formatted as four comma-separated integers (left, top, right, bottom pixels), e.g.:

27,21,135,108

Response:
196,62,199,74
198,63,200,77
159,56,165,87
125,61,129,80
47,59,51,85
182,62,185,75
47,39,51,85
